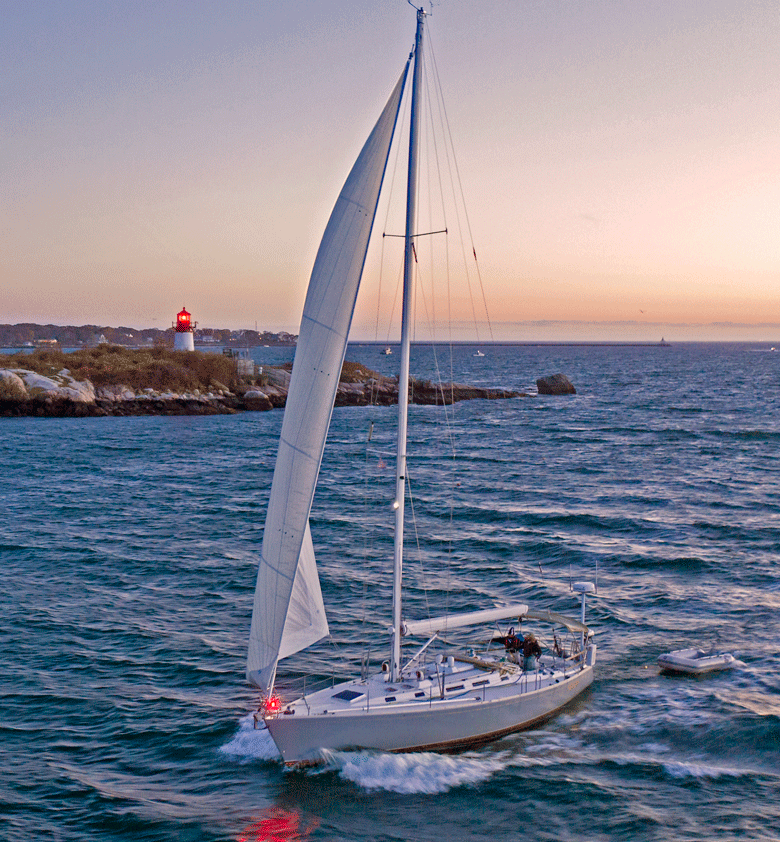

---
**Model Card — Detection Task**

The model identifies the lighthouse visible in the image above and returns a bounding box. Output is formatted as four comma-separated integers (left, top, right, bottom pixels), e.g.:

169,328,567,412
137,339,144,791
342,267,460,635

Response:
173,307,196,351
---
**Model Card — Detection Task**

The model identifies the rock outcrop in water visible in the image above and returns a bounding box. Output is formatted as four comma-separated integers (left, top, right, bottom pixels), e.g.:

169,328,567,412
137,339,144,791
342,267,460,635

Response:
0,364,524,418
536,373,576,395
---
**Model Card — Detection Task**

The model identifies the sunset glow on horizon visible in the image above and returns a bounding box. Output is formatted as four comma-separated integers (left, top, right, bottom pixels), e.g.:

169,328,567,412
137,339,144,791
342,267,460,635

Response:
3,1,778,342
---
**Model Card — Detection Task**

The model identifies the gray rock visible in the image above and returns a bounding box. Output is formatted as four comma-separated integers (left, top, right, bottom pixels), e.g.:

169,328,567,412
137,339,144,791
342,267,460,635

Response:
13,368,96,402
263,367,291,388
97,384,136,401
536,373,576,395
0,370,28,399
210,380,232,395
242,390,273,412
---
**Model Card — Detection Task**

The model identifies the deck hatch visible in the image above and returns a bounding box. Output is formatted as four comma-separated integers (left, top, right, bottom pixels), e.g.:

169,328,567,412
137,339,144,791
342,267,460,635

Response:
332,689,365,702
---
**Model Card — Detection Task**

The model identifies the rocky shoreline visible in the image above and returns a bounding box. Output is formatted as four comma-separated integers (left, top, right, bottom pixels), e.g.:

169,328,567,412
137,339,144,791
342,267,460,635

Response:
0,365,525,418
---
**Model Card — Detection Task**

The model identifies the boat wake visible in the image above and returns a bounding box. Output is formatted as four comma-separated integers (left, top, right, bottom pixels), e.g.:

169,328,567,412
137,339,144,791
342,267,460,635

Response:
219,713,281,762
220,710,773,795
314,748,513,794
220,714,513,791
516,722,773,784
658,758,751,780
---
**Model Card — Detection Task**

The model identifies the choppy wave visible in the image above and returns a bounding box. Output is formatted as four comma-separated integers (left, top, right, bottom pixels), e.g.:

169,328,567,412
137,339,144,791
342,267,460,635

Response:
3,343,780,841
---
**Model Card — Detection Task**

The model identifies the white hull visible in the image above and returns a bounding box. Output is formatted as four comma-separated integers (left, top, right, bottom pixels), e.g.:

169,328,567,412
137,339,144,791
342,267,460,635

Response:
266,649,595,765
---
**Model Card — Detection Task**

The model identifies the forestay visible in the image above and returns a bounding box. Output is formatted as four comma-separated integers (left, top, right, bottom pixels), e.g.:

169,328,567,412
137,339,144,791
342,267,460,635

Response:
247,66,410,694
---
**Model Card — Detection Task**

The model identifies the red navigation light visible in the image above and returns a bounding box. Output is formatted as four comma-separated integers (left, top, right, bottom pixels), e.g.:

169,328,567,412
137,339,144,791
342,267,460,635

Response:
262,695,282,715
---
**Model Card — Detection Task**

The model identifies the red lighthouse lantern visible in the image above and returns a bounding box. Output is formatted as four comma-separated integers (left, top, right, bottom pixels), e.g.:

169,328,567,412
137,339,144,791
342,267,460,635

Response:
173,306,196,351
176,307,191,332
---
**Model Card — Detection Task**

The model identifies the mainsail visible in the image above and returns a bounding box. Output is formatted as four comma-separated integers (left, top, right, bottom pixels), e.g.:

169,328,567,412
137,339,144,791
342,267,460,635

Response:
247,66,409,693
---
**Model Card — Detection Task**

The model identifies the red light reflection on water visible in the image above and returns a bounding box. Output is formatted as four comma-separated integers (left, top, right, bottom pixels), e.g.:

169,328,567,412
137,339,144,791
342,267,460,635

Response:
238,807,318,842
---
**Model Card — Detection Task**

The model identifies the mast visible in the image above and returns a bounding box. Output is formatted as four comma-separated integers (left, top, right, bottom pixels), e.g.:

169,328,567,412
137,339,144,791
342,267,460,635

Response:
391,6,424,682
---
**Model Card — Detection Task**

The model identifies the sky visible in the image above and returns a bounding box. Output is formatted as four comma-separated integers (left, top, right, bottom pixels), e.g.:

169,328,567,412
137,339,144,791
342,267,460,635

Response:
2,0,778,342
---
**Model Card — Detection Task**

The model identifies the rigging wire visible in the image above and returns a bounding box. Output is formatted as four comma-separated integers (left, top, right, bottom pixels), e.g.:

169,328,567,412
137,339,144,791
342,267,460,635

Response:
403,468,432,624
427,28,495,342
375,95,409,345
367,16,500,644
409,33,484,631
359,420,374,630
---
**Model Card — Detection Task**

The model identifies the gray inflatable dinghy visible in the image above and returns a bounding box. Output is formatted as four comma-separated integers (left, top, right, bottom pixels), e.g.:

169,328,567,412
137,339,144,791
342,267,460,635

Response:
658,648,735,675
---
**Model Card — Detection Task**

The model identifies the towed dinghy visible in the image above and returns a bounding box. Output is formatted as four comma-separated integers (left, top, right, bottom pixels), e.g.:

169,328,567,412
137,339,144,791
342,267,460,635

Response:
658,648,735,675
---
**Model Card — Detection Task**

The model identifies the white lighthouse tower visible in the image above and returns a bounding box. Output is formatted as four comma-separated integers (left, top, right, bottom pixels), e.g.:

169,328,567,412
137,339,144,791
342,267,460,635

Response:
173,306,196,351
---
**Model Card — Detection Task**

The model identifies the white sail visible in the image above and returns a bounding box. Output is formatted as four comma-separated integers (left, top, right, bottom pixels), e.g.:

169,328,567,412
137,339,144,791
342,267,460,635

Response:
247,67,409,693
277,522,327,661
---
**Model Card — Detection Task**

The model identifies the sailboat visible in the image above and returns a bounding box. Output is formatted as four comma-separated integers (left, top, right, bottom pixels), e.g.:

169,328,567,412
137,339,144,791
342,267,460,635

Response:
247,6,597,766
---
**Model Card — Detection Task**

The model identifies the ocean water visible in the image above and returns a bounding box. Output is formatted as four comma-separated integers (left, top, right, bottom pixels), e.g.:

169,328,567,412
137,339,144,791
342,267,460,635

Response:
1,342,779,842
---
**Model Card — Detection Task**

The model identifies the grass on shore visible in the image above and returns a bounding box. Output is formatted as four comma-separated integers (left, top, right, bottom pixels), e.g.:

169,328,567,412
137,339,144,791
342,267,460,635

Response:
0,345,241,393
279,360,386,383
0,347,387,397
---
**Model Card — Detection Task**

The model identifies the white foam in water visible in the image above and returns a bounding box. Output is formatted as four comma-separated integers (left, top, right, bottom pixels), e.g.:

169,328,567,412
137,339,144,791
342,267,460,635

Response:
218,713,578,784
662,759,747,780
551,710,590,729
600,749,757,783
219,713,281,762
637,742,671,754
317,749,513,794
521,729,584,756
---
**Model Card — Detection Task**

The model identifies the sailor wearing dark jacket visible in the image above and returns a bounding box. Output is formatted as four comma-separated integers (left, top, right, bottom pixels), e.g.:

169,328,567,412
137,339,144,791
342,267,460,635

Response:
522,633,542,671
497,627,524,664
